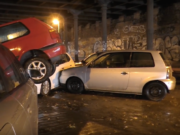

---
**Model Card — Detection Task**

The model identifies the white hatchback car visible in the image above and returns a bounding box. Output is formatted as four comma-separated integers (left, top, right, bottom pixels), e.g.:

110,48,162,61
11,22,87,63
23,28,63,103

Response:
36,53,75,95
59,50,176,101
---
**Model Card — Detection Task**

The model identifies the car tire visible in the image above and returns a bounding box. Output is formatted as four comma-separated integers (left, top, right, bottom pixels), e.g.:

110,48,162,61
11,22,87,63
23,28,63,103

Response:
40,80,50,96
67,78,84,94
24,58,51,83
50,64,56,76
144,82,167,101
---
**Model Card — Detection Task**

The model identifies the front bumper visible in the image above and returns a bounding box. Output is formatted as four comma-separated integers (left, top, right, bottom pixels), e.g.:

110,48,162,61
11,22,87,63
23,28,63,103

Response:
161,76,176,91
59,82,66,88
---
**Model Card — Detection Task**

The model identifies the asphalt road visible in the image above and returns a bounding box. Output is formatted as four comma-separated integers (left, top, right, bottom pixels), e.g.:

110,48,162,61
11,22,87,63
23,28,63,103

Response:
38,80,180,135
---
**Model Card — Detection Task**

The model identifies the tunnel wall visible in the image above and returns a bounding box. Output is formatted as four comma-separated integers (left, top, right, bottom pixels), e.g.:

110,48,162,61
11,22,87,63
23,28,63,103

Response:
67,2,180,66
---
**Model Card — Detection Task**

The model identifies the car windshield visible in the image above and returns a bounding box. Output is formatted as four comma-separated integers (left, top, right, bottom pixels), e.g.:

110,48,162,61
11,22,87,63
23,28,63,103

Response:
159,53,171,66
84,54,98,64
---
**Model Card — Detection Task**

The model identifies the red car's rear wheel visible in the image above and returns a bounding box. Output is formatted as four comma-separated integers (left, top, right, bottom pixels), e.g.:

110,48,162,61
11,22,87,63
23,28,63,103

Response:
24,58,52,83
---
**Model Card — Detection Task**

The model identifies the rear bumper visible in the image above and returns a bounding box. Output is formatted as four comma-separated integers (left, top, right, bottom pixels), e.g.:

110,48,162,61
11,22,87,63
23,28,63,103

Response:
50,55,62,65
40,43,66,64
161,76,176,91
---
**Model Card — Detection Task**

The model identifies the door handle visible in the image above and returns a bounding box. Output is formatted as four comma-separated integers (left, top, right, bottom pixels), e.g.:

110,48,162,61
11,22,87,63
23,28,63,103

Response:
121,72,128,75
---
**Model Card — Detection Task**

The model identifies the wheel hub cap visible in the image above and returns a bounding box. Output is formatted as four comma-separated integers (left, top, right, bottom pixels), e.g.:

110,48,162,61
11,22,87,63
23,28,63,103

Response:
71,82,80,90
150,87,161,96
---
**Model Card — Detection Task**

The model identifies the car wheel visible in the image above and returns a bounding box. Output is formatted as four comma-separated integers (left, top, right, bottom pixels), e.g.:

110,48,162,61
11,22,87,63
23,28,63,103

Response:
67,78,84,94
40,80,50,96
24,58,51,83
50,64,56,76
144,82,167,101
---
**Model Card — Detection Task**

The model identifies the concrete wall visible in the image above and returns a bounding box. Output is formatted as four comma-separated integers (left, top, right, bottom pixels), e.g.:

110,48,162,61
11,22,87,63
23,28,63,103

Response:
67,2,180,66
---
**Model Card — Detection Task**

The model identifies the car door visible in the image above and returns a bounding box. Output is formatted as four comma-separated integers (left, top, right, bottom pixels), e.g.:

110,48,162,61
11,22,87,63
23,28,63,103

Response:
85,52,130,91
128,52,156,92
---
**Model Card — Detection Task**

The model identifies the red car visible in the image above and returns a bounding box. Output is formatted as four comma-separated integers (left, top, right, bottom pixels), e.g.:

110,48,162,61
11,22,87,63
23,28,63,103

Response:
0,17,66,83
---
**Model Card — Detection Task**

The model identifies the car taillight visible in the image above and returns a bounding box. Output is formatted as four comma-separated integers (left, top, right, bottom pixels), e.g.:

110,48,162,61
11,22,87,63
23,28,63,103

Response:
166,68,170,79
49,29,61,43
49,29,58,39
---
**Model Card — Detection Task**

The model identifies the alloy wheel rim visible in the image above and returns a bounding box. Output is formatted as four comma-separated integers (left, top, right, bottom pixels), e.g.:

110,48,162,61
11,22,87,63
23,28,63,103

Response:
71,81,80,90
27,61,47,80
150,86,162,97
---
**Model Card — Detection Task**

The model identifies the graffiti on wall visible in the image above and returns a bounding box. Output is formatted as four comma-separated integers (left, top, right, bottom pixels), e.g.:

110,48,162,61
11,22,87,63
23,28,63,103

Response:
114,29,120,35
68,35,180,62
154,36,180,61
67,42,88,60
123,25,146,33
93,36,180,61
67,19,180,63
154,26,175,35
93,25,147,52
93,36,147,52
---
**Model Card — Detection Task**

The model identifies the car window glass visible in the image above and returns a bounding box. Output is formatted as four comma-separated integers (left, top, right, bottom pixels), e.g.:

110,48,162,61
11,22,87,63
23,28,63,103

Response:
92,52,130,68
0,52,16,91
159,53,171,66
85,54,98,64
6,46,29,81
60,54,70,64
92,54,110,68
105,52,130,68
0,67,10,99
0,22,29,43
0,67,6,93
130,52,154,67
0,46,28,91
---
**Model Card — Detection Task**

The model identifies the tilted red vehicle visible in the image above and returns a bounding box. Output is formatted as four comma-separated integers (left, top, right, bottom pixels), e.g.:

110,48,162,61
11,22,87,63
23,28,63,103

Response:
0,17,66,83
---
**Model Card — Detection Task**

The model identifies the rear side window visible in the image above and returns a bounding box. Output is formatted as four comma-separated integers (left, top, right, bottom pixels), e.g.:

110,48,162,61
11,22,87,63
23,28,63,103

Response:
59,54,70,64
159,53,171,66
130,52,154,67
0,22,29,43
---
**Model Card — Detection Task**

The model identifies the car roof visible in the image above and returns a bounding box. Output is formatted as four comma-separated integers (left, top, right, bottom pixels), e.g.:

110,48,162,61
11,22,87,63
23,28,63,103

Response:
85,50,161,61
0,17,36,27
